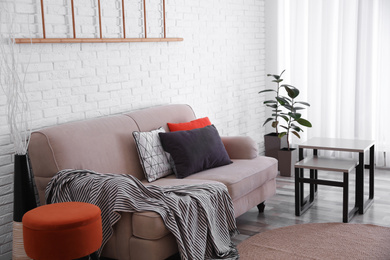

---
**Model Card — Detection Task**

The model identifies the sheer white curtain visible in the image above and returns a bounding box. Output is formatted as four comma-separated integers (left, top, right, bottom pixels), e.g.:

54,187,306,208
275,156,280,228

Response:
275,0,390,167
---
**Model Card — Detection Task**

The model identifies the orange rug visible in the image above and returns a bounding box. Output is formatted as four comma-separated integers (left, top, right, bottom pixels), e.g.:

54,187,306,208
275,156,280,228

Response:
237,223,390,259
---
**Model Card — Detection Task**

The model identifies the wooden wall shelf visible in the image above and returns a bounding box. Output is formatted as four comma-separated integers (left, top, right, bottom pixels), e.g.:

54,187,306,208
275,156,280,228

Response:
15,38,183,44
15,0,182,44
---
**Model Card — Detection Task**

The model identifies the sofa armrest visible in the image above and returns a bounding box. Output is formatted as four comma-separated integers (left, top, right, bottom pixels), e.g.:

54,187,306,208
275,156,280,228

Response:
221,136,258,159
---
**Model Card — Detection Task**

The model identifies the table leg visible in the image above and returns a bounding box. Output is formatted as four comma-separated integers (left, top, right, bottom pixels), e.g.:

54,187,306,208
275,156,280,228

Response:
369,145,374,200
295,167,301,216
313,149,318,192
298,148,305,207
310,169,315,202
343,171,349,223
357,145,375,214
299,148,304,161
356,152,364,214
295,167,314,216
361,144,375,213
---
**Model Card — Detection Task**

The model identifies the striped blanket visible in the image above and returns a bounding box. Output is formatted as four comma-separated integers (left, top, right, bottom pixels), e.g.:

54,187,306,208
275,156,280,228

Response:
45,169,239,260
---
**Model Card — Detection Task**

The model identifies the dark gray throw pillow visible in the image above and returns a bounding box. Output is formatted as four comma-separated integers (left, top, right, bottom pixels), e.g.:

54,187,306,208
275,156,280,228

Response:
158,125,232,178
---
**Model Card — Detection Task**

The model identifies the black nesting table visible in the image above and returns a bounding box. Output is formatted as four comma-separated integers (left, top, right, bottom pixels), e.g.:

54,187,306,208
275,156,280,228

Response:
294,138,375,223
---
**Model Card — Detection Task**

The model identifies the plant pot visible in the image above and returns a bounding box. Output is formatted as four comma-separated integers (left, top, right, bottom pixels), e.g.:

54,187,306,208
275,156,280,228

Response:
278,148,298,177
264,133,288,160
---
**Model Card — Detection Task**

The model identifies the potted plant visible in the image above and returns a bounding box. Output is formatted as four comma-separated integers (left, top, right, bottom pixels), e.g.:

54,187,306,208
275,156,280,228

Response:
259,70,288,159
277,85,312,176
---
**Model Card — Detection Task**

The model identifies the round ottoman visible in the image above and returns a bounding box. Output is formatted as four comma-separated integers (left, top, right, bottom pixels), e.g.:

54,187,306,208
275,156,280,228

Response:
22,202,102,260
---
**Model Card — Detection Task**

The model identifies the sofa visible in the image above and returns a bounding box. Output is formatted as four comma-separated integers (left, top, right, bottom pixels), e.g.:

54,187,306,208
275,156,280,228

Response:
28,104,278,260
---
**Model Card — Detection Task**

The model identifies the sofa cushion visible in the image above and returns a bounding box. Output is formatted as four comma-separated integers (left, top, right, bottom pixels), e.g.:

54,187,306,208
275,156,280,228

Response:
167,117,211,132
159,125,232,178
132,211,170,240
133,157,278,240
185,156,278,200
133,127,173,182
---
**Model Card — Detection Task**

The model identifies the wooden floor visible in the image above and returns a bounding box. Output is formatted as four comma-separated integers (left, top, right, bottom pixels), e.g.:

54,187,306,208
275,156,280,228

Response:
232,167,390,245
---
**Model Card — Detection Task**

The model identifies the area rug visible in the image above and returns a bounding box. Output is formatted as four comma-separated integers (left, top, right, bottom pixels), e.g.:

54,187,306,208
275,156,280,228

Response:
237,223,390,259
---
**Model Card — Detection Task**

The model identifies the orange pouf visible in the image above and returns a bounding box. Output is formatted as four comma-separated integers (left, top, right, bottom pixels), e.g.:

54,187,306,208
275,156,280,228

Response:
22,202,102,260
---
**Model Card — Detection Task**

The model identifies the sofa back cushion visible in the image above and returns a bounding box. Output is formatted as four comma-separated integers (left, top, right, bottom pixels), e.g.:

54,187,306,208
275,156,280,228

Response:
125,104,196,132
28,104,197,205
29,115,142,205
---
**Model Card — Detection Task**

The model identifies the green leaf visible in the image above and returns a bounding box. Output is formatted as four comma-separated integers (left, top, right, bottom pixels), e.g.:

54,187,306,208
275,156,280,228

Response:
264,100,277,104
277,96,290,104
281,84,295,88
297,118,312,127
280,126,288,130
296,101,310,106
294,113,302,119
276,97,286,105
271,121,279,128
283,104,293,111
294,107,306,110
286,87,300,99
267,104,278,109
281,85,299,99
259,89,276,94
278,132,287,138
289,112,301,120
281,115,289,122
269,70,286,80
292,131,301,138
262,117,274,126
292,126,302,132
291,123,302,131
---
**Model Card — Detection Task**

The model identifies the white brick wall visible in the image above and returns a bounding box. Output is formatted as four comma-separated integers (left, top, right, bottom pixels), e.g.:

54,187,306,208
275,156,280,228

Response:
0,0,266,258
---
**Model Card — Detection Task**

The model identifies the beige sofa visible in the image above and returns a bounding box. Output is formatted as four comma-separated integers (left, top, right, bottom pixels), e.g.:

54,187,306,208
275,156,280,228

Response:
28,104,278,260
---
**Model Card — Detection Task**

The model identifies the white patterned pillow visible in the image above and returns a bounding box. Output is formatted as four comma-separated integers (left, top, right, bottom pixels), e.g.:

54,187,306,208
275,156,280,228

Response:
133,127,173,182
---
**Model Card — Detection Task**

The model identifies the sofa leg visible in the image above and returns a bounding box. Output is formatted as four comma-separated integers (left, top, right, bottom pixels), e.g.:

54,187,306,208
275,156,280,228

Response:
257,202,265,213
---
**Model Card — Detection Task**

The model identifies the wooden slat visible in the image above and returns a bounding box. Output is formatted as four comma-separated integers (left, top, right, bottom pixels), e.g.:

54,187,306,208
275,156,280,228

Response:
40,0,46,38
71,0,76,38
15,38,183,44
143,0,147,38
98,0,102,38
122,0,126,38
163,0,166,38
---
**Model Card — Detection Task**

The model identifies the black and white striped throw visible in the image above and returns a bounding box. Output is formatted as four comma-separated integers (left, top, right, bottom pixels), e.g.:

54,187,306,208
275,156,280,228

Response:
45,169,239,260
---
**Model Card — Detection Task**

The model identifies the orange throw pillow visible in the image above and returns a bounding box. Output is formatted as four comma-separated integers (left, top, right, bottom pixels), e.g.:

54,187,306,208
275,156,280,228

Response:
167,117,212,132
